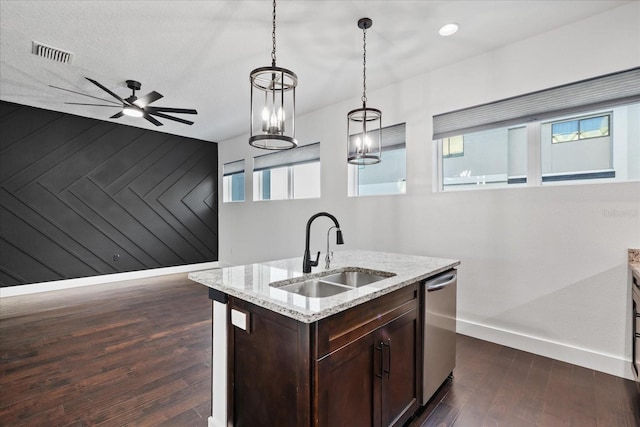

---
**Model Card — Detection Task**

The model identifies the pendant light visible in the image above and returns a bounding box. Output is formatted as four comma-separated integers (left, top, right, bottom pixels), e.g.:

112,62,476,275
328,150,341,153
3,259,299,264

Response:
249,0,298,150
347,18,381,165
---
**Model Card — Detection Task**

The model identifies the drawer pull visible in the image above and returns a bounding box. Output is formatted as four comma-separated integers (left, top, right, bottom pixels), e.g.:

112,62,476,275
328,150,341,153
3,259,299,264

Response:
375,343,383,379
383,339,391,377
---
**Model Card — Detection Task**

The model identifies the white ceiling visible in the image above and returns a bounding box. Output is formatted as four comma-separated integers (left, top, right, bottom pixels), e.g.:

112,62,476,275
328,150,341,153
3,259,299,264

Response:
0,0,631,143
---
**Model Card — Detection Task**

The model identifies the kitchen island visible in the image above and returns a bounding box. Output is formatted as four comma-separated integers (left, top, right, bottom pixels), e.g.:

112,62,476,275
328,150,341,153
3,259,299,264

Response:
189,250,460,427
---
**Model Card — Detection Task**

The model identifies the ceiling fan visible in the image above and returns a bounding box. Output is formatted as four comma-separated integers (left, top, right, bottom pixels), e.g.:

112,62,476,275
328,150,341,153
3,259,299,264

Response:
50,77,197,126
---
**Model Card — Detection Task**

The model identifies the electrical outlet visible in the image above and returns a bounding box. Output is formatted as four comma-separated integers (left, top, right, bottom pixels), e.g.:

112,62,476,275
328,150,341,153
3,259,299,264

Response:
113,254,120,262
231,309,249,332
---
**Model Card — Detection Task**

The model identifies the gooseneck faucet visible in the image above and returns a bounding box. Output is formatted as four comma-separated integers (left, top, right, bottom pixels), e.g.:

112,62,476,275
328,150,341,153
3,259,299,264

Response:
303,212,344,273
325,226,337,269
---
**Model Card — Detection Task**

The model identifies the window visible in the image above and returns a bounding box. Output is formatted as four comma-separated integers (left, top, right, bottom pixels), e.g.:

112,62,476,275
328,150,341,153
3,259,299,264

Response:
222,160,245,202
442,135,464,157
551,114,610,143
253,142,321,201
433,68,640,191
349,123,406,196
542,111,617,182
441,125,527,188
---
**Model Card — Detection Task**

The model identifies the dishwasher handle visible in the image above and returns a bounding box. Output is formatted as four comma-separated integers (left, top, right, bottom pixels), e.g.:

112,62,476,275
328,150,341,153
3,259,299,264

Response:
426,273,456,292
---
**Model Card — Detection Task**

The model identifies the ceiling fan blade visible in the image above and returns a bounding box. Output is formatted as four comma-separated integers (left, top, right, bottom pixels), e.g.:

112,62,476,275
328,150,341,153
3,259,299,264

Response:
49,85,121,105
110,111,125,119
65,102,121,108
133,91,163,108
85,77,128,105
149,111,194,125
146,106,197,115
143,113,163,126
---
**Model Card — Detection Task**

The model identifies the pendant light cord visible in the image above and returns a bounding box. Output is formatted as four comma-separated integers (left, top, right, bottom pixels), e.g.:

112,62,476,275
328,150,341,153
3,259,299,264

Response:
271,0,277,67
362,25,367,105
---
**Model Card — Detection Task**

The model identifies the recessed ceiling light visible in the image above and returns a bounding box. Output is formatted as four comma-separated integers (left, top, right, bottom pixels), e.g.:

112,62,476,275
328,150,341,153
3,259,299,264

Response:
439,23,459,37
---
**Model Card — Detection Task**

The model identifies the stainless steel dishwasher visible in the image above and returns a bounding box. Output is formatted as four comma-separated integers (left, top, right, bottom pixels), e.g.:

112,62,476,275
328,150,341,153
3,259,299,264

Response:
422,269,457,404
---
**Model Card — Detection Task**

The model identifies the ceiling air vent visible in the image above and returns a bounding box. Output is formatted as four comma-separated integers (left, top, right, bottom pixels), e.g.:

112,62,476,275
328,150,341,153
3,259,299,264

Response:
32,41,74,64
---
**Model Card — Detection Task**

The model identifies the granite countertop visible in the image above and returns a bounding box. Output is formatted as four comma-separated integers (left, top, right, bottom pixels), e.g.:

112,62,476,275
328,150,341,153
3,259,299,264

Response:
630,249,640,278
188,250,460,323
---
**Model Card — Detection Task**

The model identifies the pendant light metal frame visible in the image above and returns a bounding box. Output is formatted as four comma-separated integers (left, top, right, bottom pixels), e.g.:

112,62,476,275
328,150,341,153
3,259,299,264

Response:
347,17,382,165
249,0,298,150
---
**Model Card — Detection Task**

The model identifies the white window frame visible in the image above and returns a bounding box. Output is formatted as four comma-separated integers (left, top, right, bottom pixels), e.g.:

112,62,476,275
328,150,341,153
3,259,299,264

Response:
435,104,637,192
222,160,245,203
432,68,640,192
253,142,321,201
348,123,407,197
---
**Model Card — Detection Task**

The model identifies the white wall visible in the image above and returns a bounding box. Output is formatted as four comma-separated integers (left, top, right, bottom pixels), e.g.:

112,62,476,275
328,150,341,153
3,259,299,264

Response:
218,3,640,379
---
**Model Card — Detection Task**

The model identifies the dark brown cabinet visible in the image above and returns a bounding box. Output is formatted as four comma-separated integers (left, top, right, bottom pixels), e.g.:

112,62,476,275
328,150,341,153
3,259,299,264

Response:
316,308,418,427
632,269,640,392
228,299,311,427
228,283,420,427
316,325,378,426
379,310,419,426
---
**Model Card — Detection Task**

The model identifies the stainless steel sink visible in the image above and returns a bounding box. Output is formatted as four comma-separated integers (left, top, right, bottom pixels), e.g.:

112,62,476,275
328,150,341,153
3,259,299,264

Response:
321,271,389,287
271,268,395,298
277,279,351,298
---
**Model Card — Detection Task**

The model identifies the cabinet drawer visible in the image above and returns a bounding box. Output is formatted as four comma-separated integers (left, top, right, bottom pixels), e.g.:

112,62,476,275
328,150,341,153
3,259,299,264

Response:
315,284,418,359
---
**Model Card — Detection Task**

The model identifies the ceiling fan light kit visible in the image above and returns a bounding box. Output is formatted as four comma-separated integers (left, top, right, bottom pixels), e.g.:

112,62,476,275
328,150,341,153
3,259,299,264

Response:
52,77,197,127
347,17,382,166
122,105,143,118
120,80,144,117
249,0,298,151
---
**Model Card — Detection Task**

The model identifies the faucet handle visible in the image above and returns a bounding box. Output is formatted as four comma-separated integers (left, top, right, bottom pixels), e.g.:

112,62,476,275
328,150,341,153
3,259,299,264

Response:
310,251,320,267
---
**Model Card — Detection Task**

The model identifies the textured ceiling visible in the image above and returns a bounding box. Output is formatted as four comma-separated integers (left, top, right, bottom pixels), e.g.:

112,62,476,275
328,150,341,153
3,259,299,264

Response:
0,0,631,143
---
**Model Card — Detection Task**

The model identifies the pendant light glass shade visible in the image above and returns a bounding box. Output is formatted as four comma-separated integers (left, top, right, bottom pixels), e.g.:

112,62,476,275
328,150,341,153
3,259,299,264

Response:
347,106,382,165
249,0,298,150
348,17,381,165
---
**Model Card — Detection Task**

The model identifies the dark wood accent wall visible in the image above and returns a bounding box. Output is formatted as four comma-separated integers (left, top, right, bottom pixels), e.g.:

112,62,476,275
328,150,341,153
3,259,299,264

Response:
0,101,218,287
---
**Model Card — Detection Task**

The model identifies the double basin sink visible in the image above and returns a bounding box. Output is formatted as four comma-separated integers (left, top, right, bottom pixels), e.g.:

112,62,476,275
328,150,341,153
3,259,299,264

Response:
270,268,395,298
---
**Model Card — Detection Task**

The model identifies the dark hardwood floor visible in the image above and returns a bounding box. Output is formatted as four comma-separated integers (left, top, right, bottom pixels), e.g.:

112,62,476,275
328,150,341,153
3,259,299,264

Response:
0,274,212,426
409,337,640,427
1,275,638,426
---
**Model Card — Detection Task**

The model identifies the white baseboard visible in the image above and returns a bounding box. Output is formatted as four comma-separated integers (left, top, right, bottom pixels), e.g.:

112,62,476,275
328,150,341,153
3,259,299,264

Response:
0,261,220,298
457,318,634,381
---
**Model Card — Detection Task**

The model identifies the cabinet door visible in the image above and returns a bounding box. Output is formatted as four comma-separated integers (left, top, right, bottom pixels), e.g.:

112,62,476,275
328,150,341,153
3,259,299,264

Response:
380,309,419,427
316,331,380,427
317,309,418,427
230,298,310,427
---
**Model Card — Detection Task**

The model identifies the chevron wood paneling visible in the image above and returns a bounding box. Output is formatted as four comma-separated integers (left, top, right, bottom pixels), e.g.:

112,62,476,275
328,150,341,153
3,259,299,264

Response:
0,101,218,287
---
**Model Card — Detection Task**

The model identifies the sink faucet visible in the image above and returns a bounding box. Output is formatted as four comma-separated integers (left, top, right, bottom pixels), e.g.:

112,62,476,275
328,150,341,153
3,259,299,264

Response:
325,226,338,269
303,212,344,273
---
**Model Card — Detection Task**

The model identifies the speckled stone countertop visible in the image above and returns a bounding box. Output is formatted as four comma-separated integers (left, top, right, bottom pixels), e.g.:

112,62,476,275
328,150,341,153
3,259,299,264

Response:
630,249,640,278
188,250,460,323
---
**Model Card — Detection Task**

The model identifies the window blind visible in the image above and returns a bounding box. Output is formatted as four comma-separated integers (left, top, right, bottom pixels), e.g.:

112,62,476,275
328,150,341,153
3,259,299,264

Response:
433,67,640,139
253,142,320,172
380,122,406,151
348,122,406,151
223,160,244,176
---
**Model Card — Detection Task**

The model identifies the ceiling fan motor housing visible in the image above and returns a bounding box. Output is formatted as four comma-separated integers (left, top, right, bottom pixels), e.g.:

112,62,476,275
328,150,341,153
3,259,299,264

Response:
126,80,141,91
